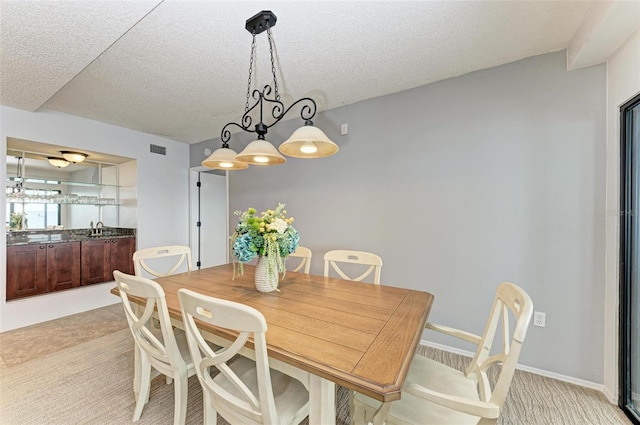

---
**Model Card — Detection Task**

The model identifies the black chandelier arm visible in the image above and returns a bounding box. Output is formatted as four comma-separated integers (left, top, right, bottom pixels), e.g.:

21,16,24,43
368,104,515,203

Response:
267,96,317,128
219,89,269,142
250,84,316,125
241,106,255,130
260,92,285,121
237,85,276,130
220,87,319,143
221,121,257,144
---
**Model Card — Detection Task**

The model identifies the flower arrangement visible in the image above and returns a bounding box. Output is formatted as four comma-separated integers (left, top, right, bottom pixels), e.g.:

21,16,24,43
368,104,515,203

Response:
231,203,299,282
9,212,27,230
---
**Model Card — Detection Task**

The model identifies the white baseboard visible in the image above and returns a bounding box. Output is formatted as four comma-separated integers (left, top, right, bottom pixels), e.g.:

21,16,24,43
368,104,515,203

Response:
421,340,607,396
603,386,617,404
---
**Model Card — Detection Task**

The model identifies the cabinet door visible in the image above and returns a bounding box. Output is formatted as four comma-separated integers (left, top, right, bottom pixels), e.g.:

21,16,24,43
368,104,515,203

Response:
110,237,135,276
47,242,81,292
81,240,111,285
6,244,47,300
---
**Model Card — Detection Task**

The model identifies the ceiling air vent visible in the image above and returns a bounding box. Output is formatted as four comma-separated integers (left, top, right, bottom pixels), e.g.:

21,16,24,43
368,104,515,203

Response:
150,144,166,155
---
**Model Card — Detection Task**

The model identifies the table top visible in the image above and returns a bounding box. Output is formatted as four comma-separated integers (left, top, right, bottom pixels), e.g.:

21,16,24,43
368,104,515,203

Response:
111,263,434,402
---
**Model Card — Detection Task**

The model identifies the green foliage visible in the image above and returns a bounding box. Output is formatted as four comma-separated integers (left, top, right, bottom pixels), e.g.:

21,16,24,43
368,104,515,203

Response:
230,203,300,285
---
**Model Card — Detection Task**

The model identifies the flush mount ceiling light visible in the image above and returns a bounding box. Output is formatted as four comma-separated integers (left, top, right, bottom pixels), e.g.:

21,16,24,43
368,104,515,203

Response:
47,157,70,168
202,10,339,171
61,151,87,163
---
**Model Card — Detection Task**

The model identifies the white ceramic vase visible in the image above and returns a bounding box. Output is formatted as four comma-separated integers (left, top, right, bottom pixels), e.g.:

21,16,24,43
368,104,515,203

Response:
255,256,278,293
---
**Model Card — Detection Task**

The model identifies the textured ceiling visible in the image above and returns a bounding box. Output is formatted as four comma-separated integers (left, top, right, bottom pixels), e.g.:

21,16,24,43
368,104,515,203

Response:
1,1,597,144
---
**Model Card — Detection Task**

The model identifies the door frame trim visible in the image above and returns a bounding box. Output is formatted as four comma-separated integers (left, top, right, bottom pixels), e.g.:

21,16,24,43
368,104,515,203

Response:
188,167,229,268
618,92,640,424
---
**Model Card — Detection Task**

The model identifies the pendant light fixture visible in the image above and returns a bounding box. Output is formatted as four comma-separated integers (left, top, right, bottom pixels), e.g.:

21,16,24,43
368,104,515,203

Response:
202,10,338,170
201,144,249,170
13,156,24,193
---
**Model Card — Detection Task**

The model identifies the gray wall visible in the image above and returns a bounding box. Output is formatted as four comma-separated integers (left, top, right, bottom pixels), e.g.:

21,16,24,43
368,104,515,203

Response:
192,51,606,383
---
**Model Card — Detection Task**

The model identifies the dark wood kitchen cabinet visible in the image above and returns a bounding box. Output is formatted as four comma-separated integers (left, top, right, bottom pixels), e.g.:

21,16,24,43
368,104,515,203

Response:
109,237,136,276
6,242,81,300
81,237,135,285
46,242,81,292
6,244,47,299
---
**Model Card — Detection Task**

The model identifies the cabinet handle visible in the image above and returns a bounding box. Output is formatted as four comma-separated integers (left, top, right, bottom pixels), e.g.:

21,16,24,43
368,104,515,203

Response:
112,240,117,243
105,240,110,244
39,245,45,249
48,245,53,248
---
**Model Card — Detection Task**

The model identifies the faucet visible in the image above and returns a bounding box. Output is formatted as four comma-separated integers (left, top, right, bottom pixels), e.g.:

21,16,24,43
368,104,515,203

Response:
90,221,94,235
96,221,104,236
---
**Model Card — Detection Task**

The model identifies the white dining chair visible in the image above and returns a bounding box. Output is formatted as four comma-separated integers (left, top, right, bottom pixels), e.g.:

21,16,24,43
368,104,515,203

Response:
287,246,312,273
323,250,382,284
178,288,310,425
133,245,193,278
114,270,196,425
351,282,534,425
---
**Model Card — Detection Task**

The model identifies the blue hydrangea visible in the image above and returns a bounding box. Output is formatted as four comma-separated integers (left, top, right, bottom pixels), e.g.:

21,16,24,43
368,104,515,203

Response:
233,233,257,263
288,228,300,254
278,228,300,256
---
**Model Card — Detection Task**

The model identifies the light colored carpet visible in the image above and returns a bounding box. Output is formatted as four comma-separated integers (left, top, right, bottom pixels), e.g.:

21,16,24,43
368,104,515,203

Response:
0,328,631,425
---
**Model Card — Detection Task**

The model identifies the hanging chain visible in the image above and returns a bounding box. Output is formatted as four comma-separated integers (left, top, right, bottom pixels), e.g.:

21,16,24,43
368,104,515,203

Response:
245,32,256,113
267,25,280,101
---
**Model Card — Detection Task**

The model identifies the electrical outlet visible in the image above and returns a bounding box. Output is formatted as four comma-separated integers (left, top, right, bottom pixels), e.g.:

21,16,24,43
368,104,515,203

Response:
340,123,349,135
533,311,546,327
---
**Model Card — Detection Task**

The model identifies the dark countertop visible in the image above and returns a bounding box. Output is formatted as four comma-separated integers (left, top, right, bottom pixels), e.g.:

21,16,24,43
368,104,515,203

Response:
6,227,136,246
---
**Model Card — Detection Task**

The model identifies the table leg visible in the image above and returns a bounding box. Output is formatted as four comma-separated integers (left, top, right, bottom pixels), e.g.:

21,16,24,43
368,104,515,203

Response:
309,374,336,425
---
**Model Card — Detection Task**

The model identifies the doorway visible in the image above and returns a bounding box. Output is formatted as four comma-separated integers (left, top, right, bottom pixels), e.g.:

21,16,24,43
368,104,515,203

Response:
620,93,640,424
189,168,228,269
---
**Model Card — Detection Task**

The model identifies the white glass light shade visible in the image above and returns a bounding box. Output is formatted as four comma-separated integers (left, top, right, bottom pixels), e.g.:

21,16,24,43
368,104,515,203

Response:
236,139,286,165
278,125,339,158
61,151,87,163
48,157,70,168
201,147,248,170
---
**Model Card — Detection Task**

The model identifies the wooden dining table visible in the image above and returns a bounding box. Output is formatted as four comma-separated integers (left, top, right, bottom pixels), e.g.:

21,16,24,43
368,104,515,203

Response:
111,263,434,424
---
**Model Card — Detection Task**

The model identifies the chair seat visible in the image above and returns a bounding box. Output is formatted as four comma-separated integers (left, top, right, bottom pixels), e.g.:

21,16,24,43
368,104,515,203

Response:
214,357,309,425
173,329,193,365
148,326,193,365
407,354,479,399
353,356,480,425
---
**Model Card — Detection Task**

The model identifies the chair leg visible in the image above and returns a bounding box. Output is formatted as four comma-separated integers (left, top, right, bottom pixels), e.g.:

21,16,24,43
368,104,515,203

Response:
203,392,217,425
133,357,151,421
351,398,366,425
133,344,141,401
348,390,355,425
173,374,188,425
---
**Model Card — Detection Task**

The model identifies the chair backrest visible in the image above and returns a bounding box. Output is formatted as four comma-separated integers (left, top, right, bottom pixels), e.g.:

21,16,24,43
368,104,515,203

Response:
465,282,533,408
113,270,187,376
288,246,312,273
178,288,279,425
323,250,382,284
133,245,193,278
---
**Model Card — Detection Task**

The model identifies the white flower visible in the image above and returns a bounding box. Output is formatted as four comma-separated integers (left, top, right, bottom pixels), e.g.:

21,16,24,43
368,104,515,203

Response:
272,218,288,234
